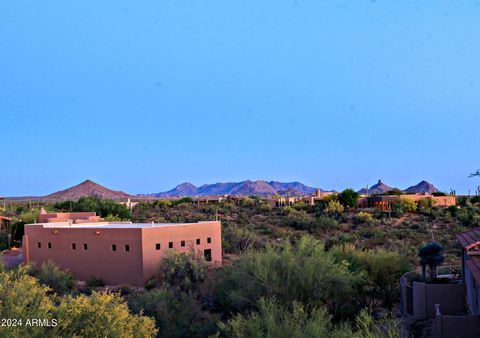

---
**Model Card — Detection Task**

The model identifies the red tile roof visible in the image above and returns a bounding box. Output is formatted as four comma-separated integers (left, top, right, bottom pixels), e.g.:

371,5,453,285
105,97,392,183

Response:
456,228,480,283
456,228,480,248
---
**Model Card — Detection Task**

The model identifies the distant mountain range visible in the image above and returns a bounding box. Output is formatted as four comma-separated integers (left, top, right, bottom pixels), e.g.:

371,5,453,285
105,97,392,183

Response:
357,179,440,195
4,179,442,201
142,180,319,197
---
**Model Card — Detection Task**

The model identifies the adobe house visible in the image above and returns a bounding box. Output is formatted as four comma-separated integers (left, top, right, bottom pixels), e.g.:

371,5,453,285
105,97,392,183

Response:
38,208,104,223
268,189,336,208
357,193,456,211
303,189,335,206
23,221,222,286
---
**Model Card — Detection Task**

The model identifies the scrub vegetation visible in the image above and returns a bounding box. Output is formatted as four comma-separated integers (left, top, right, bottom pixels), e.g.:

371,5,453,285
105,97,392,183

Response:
1,194,480,337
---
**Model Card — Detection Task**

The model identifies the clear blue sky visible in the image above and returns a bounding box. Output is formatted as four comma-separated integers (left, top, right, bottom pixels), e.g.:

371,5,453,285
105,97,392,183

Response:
1,1,480,196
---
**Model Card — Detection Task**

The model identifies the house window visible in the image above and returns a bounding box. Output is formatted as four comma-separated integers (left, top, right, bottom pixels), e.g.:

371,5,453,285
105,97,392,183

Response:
112,244,117,252
169,242,173,248
196,239,201,245
125,245,130,252
72,243,76,250
48,242,52,249
156,243,161,250
207,237,211,244
204,249,212,262
37,242,41,249
83,243,88,250
181,240,186,247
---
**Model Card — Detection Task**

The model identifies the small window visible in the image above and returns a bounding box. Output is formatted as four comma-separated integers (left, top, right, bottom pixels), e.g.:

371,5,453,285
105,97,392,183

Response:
112,244,117,252
204,249,212,262
196,239,201,245
83,243,88,250
169,242,173,248
181,240,186,247
37,242,41,249
156,243,161,250
125,245,130,252
72,243,76,250
48,242,52,249
207,237,212,244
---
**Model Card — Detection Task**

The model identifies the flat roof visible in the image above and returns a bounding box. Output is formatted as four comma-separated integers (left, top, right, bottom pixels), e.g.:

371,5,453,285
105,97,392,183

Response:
26,221,219,229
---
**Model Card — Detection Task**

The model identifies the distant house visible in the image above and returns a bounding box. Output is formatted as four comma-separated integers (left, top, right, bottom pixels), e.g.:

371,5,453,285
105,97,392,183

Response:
38,208,104,224
268,189,335,208
303,189,335,206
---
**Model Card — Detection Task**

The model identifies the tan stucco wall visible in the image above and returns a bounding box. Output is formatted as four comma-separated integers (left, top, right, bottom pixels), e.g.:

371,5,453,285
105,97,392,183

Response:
24,221,222,286
413,282,467,320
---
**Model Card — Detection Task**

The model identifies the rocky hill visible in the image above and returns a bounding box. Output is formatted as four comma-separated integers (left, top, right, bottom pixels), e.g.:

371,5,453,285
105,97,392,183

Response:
357,180,395,195
404,180,439,194
45,180,130,201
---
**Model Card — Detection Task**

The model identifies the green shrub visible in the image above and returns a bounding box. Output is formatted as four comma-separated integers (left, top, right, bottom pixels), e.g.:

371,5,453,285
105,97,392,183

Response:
159,251,208,293
354,212,374,224
217,236,361,317
128,289,217,338
35,260,76,295
144,277,157,290
86,276,105,287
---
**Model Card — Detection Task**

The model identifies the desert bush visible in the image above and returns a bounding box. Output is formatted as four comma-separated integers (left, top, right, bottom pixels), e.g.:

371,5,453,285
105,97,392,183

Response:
35,260,76,295
128,289,217,338
354,212,374,224
324,200,345,218
54,197,132,220
0,266,157,338
400,198,417,213
55,291,157,338
330,244,409,311
86,276,105,287
216,236,361,317
159,250,208,293
144,277,157,290
219,298,401,338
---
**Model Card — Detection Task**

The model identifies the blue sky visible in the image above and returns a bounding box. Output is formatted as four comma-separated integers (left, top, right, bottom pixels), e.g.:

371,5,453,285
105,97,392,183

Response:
1,1,480,196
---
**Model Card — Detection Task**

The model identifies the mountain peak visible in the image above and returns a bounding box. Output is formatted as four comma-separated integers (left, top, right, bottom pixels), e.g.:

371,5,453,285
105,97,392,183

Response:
405,180,439,194
358,180,394,195
45,180,130,201
177,182,197,188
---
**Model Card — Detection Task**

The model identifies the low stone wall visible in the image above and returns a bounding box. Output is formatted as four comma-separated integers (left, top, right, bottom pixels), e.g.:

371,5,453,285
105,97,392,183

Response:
413,282,467,320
